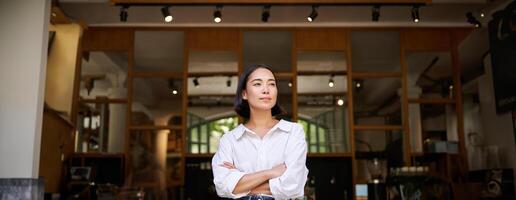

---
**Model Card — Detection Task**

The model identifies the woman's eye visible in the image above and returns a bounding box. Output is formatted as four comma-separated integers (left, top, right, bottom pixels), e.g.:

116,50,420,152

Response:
269,83,276,86
253,83,261,86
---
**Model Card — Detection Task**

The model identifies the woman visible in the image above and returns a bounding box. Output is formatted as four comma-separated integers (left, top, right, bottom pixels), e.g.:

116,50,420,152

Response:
212,64,309,200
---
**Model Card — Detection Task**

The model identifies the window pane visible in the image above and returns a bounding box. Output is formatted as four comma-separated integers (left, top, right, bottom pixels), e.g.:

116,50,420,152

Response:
191,144,199,154
191,128,198,142
200,145,208,154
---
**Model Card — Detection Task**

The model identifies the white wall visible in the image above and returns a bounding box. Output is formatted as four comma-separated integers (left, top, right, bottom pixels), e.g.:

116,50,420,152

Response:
0,1,50,178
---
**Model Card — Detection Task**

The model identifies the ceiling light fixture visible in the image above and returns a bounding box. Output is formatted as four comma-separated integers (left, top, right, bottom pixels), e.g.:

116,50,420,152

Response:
119,5,129,22
214,5,223,23
337,99,344,106
168,79,179,95
307,5,319,22
372,5,380,22
193,77,200,88
161,6,173,22
226,76,232,87
328,74,335,88
262,5,271,22
411,5,420,23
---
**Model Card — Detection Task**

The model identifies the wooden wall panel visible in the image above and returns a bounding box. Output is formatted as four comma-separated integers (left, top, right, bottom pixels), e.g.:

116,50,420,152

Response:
187,29,240,50
295,29,348,51
401,28,451,51
39,108,74,193
82,28,133,51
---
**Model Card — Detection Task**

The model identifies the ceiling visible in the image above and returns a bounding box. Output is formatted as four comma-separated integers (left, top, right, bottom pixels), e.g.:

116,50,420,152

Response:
72,0,512,120
59,0,492,27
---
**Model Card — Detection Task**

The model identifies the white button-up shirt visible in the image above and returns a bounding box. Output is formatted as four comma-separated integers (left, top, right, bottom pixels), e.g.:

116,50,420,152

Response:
212,119,309,200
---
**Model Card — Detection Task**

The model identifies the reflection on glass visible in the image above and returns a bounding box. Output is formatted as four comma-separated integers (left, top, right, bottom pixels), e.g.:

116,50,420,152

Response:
350,31,401,72
80,51,128,100
76,102,127,153
134,31,184,72
353,77,402,125
418,104,457,152
297,74,349,153
276,78,293,120
187,115,238,154
129,130,169,187
243,31,292,73
131,77,183,126
355,130,403,183
405,52,454,99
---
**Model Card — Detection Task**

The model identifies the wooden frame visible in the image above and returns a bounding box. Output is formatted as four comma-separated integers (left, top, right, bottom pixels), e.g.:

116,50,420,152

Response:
73,26,472,197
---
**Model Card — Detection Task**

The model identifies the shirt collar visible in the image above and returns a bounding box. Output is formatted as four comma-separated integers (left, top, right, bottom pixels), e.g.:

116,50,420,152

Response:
232,119,292,140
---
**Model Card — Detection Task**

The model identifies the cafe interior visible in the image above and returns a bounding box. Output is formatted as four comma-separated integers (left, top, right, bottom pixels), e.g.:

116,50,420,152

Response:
1,0,516,199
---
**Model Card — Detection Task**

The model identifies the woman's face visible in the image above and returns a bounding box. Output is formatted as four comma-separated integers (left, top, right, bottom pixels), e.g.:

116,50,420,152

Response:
242,68,278,112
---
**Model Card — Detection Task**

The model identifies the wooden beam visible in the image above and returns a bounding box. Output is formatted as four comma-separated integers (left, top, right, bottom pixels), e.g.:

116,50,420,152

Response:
132,71,184,78
188,71,239,77
129,125,183,130
111,0,430,5
352,72,401,78
354,125,403,131
297,70,347,76
345,29,357,200
307,152,352,158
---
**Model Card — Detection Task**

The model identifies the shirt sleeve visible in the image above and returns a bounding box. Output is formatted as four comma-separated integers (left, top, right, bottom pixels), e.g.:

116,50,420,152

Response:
269,124,309,199
212,135,250,199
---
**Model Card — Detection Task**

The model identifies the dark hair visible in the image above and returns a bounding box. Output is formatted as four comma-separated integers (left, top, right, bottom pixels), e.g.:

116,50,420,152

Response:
234,64,285,119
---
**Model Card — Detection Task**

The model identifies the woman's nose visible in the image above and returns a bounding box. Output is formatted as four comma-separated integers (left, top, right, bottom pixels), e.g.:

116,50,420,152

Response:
262,86,269,94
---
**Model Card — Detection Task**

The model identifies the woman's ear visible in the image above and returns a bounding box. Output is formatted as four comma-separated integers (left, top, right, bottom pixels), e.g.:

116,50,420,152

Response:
242,90,248,100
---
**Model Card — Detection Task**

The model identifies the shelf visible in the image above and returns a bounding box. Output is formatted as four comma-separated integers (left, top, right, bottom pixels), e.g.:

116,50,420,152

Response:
129,125,183,130
408,98,455,104
185,153,214,158
308,152,352,158
355,151,386,160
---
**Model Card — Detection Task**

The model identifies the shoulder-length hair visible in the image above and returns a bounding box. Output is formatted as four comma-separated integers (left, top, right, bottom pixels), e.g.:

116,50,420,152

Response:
234,64,285,119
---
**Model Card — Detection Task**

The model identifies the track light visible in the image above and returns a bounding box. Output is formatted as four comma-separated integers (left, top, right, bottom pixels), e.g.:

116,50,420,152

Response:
328,74,335,88
214,5,222,23
411,5,420,23
262,5,271,22
466,12,482,28
161,6,173,22
372,5,380,22
337,99,344,106
168,79,179,95
354,79,363,92
226,76,232,87
307,5,318,22
288,81,292,87
193,77,199,88
119,5,129,22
